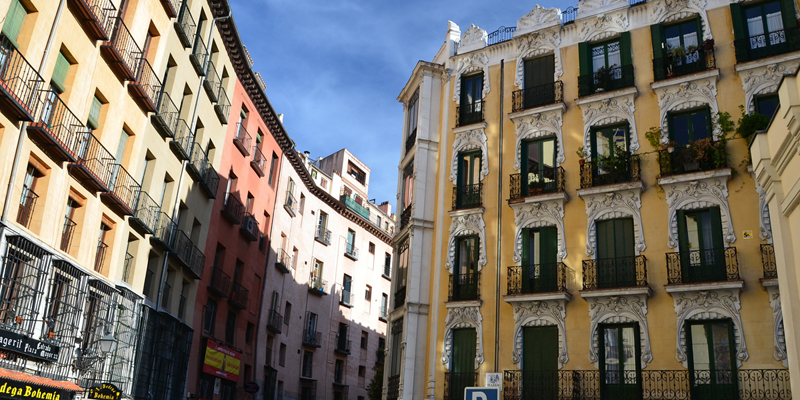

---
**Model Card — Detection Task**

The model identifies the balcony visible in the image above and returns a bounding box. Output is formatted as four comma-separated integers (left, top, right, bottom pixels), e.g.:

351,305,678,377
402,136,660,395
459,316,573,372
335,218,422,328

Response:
28,89,83,162
159,0,179,18
0,36,44,121
507,263,568,295
387,376,400,400
449,272,480,302
578,64,635,97
233,123,252,156
340,289,352,307
67,0,117,40
207,268,231,298
657,140,728,177
130,190,160,235
400,204,412,229
228,282,248,309
735,27,800,63
315,225,331,245
405,128,416,154
394,286,406,309
344,244,358,261
251,146,267,177
170,228,205,279
204,61,221,102
509,166,565,201
60,216,77,253
266,309,282,334
456,100,484,127
275,248,292,274
579,155,641,189
379,303,388,322
240,213,259,242
187,141,207,182
69,131,114,193
94,240,108,273
452,183,482,210
340,194,370,220
189,35,207,76
302,329,323,348
582,255,647,290
761,244,777,279
100,17,141,81
308,273,327,295
200,164,219,199
666,247,740,285
653,48,716,81
335,335,351,355
221,194,243,224
152,90,180,138
128,57,161,113
511,81,564,112
444,372,477,400
16,188,37,228
100,164,141,216
214,87,230,124
169,120,193,161
151,211,175,251
174,0,196,48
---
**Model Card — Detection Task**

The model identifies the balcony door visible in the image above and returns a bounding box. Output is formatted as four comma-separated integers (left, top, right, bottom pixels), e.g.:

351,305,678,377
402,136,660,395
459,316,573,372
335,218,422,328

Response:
523,54,555,107
451,328,476,400
687,320,737,400
521,137,556,195
456,151,481,208
596,218,635,288
600,323,641,400
744,1,789,51
459,73,483,125
454,236,478,301
522,326,558,399
521,227,558,293
677,207,725,282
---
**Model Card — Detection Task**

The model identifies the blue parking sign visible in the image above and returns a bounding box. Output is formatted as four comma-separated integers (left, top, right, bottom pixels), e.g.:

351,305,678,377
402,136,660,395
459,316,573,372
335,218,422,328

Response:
464,387,500,400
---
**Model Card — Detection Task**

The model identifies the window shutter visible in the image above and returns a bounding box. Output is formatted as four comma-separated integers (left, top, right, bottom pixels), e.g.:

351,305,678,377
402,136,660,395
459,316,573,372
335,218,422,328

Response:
650,24,664,60
780,0,798,30
540,226,558,265
596,220,612,259
51,52,70,93
617,218,635,258
2,0,26,46
677,210,688,251
521,229,530,266
709,207,725,250
87,96,101,129
620,31,633,67
730,3,746,40
578,41,591,77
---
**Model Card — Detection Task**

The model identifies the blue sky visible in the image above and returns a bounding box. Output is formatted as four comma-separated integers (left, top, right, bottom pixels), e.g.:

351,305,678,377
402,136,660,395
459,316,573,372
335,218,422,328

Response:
229,0,563,212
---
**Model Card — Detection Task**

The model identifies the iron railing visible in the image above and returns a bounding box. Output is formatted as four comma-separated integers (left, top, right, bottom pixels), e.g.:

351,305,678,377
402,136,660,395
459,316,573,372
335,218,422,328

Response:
103,164,141,215
152,211,175,251
222,194,244,224
302,329,323,347
175,0,197,48
234,122,252,156
507,263,568,295
394,285,406,309
169,120,193,161
582,255,648,290
315,225,331,245
29,89,83,162
204,61,221,102
16,187,37,228
405,128,416,154
456,100,484,127
71,0,117,40
130,57,161,112
72,130,115,192
0,35,44,121
387,376,400,400
123,252,133,283
94,241,108,273
341,195,370,219
562,6,578,25
201,163,219,198
228,282,248,309
653,48,716,81
761,244,777,279
102,16,141,80
657,141,728,176
445,372,478,400
336,336,351,354
400,204,412,229
208,267,231,297
487,26,516,46
251,146,267,177
153,90,180,138
579,64,635,97
275,248,292,273
512,81,563,112
580,155,640,189
160,0,179,18
449,272,480,301
734,27,800,63
187,141,207,182
215,87,230,124
666,247,740,284
345,244,358,260
285,190,297,214
452,183,482,210
239,212,259,241
189,34,207,75
171,228,205,279
510,166,565,200
131,190,160,235
266,309,282,333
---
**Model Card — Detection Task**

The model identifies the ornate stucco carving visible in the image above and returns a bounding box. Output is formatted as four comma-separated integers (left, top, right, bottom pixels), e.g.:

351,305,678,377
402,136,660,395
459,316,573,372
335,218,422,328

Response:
650,0,712,41
580,12,630,42
441,306,484,370
740,62,800,113
459,24,487,52
582,189,645,257
587,295,653,368
453,52,490,104
514,29,562,88
512,109,565,169
516,6,562,36
446,214,487,273
578,0,628,13
579,93,639,158
754,179,773,241
450,127,488,183
766,287,788,367
654,77,720,141
512,201,567,263
662,175,734,249
511,300,568,369
672,289,748,367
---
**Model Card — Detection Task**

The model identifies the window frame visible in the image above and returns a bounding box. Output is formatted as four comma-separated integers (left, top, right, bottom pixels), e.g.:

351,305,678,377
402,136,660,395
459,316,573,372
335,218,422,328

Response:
667,106,712,144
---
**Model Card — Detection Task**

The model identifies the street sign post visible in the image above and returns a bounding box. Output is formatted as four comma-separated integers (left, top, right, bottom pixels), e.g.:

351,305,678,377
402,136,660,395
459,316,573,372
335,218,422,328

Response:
464,387,500,400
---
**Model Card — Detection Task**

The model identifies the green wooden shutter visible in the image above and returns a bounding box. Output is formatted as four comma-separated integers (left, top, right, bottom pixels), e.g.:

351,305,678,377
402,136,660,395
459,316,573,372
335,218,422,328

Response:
616,218,635,258
677,210,688,251
51,52,70,93
540,226,558,265
650,24,664,60
452,328,476,373
596,220,613,259
2,0,26,46
579,42,591,77
620,31,632,67
523,326,558,371
709,207,724,250
87,96,101,129
521,229,531,266
730,3,746,40
781,0,798,29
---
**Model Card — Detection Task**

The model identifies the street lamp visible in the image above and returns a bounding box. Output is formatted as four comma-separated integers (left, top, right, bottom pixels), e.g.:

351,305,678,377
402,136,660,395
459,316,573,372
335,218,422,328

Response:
98,333,116,354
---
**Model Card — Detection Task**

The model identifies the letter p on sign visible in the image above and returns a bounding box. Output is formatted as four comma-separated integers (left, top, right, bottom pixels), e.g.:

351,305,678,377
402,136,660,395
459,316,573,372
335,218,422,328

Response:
464,388,499,400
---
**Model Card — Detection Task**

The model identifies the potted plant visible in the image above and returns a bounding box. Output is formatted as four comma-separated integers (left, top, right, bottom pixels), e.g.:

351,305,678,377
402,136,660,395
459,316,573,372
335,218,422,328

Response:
576,146,586,166
594,66,614,92
688,44,698,53
669,45,687,59
703,38,715,51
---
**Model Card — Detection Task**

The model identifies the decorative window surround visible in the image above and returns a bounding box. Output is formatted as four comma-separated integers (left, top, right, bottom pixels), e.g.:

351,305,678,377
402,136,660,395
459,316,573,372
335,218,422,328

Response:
761,281,788,367
446,213,487,273
576,88,639,159
579,10,630,42
751,169,773,242
578,183,646,257
651,70,721,142
441,304,484,370
513,28,563,88
735,55,800,113
510,199,568,263
649,0,713,41
514,6,562,38
659,169,734,249
450,123,489,183
510,104,566,168
508,299,569,369
585,294,653,368
665,286,748,367
452,52,490,104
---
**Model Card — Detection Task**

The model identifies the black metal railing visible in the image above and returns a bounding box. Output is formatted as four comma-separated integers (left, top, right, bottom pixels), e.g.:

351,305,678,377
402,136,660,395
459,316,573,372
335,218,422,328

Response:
507,263,568,295
510,166,565,200
131,190,160,235
103,16,141,79
73,130,115,191
160,0,179,18
657,141,728,177
201,163,219,199
276,248,292,273
251,146,267,177
341,289,352,306
583,255,647,290
315,225,331,245
222,194,244,224
400,204,412,229
579,64,635,97
204,61,221,102
488,26,516,46
452,183,482,210
266,309,282,333
190,35,207,75
72,0,117,40
170,228,205,278
187,141,208,181
734,27,800,63
580,154,640,189
387,376,400,400
761,244,777,279
130,57,161,112
94,241,108,272
449,272,480,301
512,81,564,112
229,282,248,309
105,164,141,214
208,268,231,297
234,123,252,156
215,87,230,124
153,90,179,138
456,100,484,127
654,48,716,81
445,372,477,400
123,252,133,283
336,335,351,354
562,6,578,25
394,286,406,309
239,212,259,241
170,120,193,161
175,0,197,48
667,247,740,284
16,187,37,228
29,89,83,161
0,35,44,121
405,128,417,154
153,211,175,250
302,329,322,347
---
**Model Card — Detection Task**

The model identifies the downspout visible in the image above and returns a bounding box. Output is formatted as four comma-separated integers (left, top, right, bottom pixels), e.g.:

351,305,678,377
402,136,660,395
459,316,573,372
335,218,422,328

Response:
1,0,66,223
495,60,503,373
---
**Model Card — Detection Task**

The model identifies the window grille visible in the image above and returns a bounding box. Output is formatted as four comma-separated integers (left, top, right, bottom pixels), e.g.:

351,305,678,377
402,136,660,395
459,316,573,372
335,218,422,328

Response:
78,280,119,388
108,287,142,394
0,236,51,336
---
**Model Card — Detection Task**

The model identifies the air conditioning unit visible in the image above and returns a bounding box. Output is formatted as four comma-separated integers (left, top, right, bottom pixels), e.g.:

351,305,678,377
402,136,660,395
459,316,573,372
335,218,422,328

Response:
240,214,258,241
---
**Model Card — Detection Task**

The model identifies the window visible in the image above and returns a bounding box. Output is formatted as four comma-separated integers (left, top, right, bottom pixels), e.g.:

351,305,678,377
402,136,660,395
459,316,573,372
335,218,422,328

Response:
459,73,483,126
686,320,737,399
279,343,286,366
520,227,558,293
521,137,557,195
2,0,28,45
337,322,349,351
17,164,40,228
590,124,628,172
341,274,352,305
401,161,414,211
302,351,313,378
87,96,102,129
51,52,70,94
677,207,726,282
284,301,292,326
268,152,279,186
406,90,419,138
449,328,477,399
225,311,236,345
744,1,788,48
346,229,356,255
320,177,328,190
730,0,798,62
599,324,641,398
521,54,556,108
380,294,388,318
666,19,700,57
311,259,323,289
521,326,558,397
595,218,636,288
669,107,711,145
368,242,375,254
359,365,366,377
203,300,217,334
755,94,779,119
389,319,404,378
591,39,622,77
334,359,344,383
365,285,372,301
455,151,481,208
453,236,479,301
361,331,368,349
347,162,366,184
245,322,254,345
578,33,631,95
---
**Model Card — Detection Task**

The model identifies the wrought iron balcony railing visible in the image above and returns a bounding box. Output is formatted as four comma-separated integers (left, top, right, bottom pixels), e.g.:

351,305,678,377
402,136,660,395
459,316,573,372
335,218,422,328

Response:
70,0,117,40
336,336,351,354
100,16,141,81
129,56,161,112
251,146,267,177
222,194,244,224
510,166,565,200
345,244,359,260
16,187,37,228
340,194,370,219
512,81,563,112
200,163,219,199
308,273,327,294
71,130,115,192
666,247,740,285
653,47,716,81
487,26,516,46
579,155,641,189
130,190,160,235
233,122,252,156
214,87,230,124
400,204,412,229
444,372,478,400
189,34,207,76
204,61,221,102
387,375,400,400
340,289,352,306
159,0,179,18
578,64,635,97
302,329,322,347
228,282,248,309
175,0,197,48
94,240,108,273
449,272,480,302
208,268,231,298
153,90,180,138
507,262,568,295
275,248,292,273
170,228,205,279
452,183,482,210
60,216,77,253
456,100,484,127
0,35,44,121
405,128,416,154
582,255,647,290
152,211,175,251
102,164,141,216
28,89,83,162
266,309,283,333
761,244,777,279
285,190,297,214
187,141,208,182
169,120,193,161
122,252,133,284
735,27,800,63
394,285,406,309
657,141,728,177
315,224,331,245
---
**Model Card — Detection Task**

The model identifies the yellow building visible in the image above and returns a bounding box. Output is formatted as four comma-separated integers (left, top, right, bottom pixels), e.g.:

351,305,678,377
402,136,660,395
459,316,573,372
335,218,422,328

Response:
388,1,794,399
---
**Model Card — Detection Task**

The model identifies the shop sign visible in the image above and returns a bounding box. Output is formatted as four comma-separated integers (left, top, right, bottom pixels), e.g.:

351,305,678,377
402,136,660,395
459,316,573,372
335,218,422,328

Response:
202,339,241,382
0,329,59,362
88,383,121,400
0,378,70,400
242,382,259,394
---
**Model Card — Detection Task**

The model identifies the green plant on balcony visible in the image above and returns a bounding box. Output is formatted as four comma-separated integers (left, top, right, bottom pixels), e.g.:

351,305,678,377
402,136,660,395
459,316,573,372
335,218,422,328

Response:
645,126,675,172
593,65,616,93
596,143,630,175
735,105,770,142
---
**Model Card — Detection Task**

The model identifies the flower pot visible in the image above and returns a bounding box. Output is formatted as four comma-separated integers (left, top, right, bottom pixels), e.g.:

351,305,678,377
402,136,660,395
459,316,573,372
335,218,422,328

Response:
667,146,675,153
579,158,586,166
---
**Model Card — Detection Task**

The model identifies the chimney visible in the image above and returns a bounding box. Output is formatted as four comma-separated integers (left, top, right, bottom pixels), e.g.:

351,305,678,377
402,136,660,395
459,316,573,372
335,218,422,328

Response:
378,201,392,216
278,114,284,123
304,151,310,159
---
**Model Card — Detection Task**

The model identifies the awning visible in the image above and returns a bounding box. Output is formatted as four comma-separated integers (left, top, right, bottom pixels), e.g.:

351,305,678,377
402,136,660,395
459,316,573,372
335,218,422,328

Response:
0,367,82,393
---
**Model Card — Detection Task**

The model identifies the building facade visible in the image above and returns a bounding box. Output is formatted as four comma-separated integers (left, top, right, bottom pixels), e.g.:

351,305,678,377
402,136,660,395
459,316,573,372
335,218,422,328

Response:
388,1,794,399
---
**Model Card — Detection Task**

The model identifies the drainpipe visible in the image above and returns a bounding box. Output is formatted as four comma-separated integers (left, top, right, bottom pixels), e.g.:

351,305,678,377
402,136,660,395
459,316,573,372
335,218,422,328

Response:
495,60,504,373
1,0,66,224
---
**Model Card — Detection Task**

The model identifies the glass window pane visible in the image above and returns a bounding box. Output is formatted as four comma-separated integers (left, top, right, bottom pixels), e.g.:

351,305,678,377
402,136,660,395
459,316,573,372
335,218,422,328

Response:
757,96,778,118
621,327,637,373
607,42,621,69
685,213,701,251
592,45,606,72
542,139,555,183
690,111,710,141
604,327,620,384
711,323,733,383
672,114,690,145
691,324,711,383
531,231,540,266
